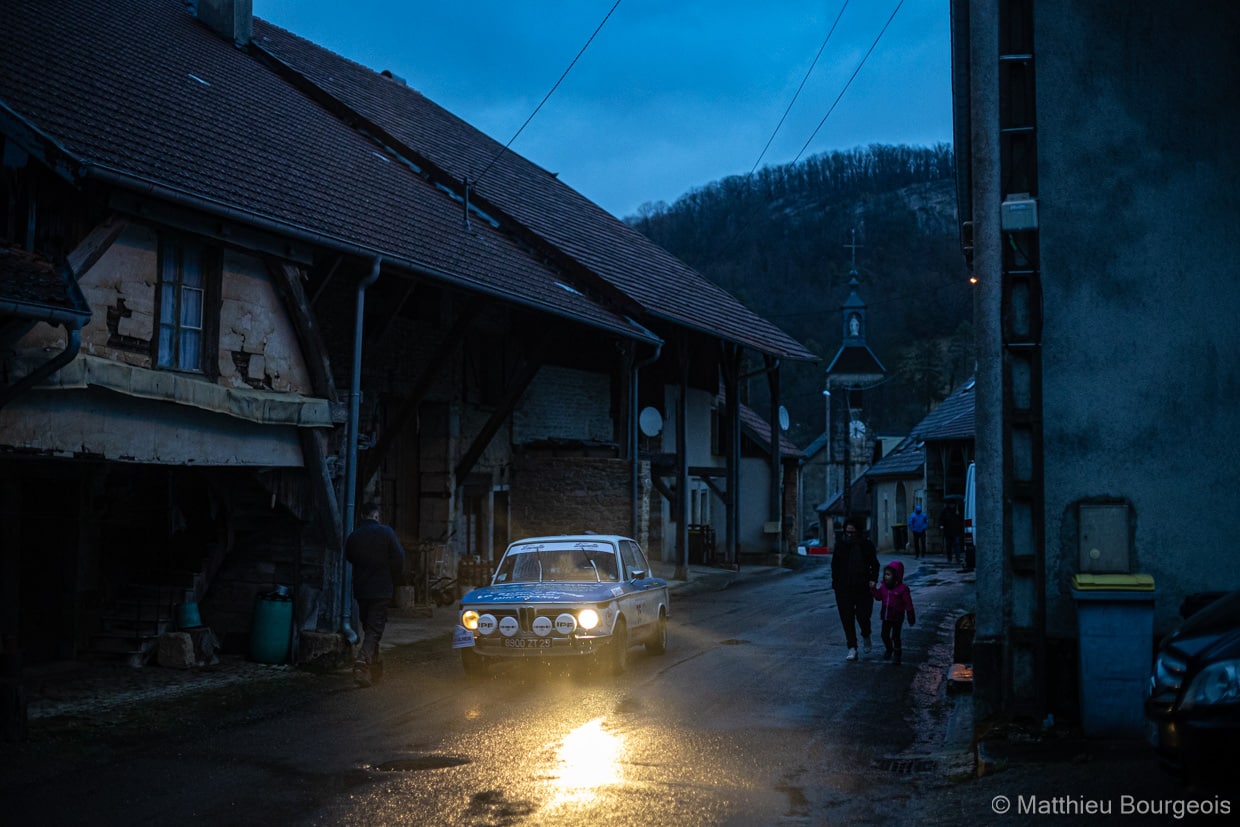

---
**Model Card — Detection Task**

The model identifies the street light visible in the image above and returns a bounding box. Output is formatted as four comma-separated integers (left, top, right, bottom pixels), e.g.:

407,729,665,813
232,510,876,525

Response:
822,389,832,507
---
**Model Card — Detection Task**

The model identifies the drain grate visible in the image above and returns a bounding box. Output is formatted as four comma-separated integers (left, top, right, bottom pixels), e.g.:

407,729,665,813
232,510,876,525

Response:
376,755,471,772
873,757,937,774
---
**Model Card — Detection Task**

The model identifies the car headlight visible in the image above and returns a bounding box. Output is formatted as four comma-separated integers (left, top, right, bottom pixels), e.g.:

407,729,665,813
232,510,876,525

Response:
460,610,479,631
1151,650,1189,698
577,608,600,630
1183,659,1240,708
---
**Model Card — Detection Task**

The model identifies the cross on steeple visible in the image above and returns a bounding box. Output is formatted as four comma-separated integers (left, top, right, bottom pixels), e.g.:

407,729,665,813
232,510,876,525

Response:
844,228,863,272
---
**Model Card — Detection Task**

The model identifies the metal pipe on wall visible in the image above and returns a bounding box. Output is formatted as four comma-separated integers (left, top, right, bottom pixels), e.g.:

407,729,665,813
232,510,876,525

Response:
339,257,381,644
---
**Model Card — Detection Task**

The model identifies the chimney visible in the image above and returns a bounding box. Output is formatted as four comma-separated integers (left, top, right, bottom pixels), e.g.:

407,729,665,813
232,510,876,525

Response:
196,0,253,48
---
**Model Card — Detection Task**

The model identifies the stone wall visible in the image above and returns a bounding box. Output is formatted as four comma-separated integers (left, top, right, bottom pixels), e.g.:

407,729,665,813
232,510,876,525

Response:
510,455,649,549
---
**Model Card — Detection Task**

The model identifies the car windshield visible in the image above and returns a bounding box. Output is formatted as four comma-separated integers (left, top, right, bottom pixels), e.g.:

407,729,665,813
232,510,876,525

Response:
493,542,620,584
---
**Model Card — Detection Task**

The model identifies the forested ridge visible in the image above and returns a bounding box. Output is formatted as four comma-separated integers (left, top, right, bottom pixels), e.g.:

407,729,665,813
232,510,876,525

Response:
626,143,972,444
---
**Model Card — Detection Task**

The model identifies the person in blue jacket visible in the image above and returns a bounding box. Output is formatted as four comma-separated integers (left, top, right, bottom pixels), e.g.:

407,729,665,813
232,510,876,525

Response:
908,504,930,559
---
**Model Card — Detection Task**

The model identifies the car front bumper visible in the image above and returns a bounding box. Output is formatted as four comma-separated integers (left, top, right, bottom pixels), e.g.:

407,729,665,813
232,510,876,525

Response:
469,633,611,659
1145,700,1240,781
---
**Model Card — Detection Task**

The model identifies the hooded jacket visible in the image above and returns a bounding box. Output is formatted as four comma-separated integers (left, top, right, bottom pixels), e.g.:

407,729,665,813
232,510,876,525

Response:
908,506,930,533
871,560,916,625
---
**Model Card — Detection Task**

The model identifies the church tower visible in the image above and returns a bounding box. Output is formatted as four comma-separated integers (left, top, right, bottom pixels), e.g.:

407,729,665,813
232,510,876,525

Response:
823,232,886,521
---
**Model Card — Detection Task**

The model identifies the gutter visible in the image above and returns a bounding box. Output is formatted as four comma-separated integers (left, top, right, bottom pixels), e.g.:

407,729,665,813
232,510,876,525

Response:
338,258,382,645
0,326,82,411
0,258,91,411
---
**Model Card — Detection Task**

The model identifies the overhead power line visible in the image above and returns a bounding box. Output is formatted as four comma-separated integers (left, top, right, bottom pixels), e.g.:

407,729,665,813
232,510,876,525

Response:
751,0,850,175
793,0,905,165
475,0,623,186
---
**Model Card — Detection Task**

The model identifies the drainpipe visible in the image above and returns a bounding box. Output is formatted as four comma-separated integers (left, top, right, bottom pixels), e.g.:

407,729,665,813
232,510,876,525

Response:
630,341,663,538
339,257,381,644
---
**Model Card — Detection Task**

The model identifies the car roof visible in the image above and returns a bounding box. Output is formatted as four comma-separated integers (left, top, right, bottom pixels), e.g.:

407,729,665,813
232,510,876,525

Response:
505,535,633,548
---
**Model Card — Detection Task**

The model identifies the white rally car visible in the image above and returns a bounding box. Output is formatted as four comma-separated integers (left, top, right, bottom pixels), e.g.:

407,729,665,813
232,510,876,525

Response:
455,535,669,677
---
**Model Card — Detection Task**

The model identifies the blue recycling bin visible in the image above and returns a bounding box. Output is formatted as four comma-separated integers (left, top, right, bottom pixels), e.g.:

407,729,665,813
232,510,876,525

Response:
1071,574,1155,738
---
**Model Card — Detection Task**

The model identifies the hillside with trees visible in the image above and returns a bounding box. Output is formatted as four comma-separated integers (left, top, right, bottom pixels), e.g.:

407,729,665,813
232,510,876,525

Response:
626,143,971,445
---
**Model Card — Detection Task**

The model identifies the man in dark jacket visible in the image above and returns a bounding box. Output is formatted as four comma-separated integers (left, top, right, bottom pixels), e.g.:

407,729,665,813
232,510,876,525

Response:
939,502,963,564
346,502,406,686
830,515,881,661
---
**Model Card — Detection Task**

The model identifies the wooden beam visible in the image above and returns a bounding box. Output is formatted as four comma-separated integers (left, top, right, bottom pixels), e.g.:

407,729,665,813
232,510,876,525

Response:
266,260,339,404
454,333,551,482
358,297,484,489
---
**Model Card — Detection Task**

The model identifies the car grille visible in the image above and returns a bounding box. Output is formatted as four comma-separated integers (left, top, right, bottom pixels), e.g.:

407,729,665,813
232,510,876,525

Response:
486,607,564,632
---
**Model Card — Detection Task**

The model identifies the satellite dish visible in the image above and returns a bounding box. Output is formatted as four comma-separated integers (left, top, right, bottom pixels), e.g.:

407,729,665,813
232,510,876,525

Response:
778,405,790,431
638,406,663,437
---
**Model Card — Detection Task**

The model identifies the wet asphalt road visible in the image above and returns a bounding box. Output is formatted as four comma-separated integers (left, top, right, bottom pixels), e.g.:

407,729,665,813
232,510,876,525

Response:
3,565,981,825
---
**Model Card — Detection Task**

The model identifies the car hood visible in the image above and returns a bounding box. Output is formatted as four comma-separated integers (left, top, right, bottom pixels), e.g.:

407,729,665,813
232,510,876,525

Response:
1164,588,1240,659
461,582,629,604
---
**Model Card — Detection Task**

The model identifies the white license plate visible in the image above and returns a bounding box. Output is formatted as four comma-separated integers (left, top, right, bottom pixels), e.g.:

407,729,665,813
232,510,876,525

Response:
504,638,551,649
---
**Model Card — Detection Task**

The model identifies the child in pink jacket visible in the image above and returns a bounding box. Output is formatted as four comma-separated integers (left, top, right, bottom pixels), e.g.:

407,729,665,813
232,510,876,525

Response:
871,560,916,665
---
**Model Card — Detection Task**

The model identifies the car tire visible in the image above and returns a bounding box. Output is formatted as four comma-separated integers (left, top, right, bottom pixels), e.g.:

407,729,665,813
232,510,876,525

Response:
608,617,628,675
461,648,488,679
645,609,668,655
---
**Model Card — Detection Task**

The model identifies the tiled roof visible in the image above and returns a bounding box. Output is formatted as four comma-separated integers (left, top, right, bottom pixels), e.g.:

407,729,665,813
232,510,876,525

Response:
825,344,886,377
250,18,815,361
801,432,829,461
0,0,652,345
735,400,804,460
912,377,975,442
865,436,924,478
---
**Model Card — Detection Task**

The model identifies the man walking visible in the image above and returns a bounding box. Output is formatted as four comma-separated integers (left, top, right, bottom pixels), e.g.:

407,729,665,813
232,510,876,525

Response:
908,504,929,559
830,515,880,661
346,502,406,687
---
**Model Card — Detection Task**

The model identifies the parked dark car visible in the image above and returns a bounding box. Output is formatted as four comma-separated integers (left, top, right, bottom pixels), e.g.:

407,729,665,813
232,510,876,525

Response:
1145,588,1240,786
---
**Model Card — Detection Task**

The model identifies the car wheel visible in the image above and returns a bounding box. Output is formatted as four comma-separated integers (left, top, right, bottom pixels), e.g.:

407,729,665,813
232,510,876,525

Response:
608,617,628,675
645,609,667,655
461,648,488,679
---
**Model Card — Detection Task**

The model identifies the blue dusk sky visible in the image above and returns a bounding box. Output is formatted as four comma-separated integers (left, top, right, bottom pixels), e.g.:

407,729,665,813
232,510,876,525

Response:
252,0,953,218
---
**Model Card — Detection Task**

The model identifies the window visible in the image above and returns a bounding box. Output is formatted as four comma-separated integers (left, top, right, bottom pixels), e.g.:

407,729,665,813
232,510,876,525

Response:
156,236,217,372
619,540,650,579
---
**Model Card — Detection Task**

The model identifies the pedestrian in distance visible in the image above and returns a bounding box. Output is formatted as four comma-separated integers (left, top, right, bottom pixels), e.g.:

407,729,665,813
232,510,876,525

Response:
871,560,916,665
830,515,880,662
345,501,406,687
939,501,963,564
908,504,929,559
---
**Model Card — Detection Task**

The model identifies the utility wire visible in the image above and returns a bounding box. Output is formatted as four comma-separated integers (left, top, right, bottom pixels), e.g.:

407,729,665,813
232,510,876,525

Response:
475,0,622,186
793,0,905,165
750,0,850,175
687,0,906,268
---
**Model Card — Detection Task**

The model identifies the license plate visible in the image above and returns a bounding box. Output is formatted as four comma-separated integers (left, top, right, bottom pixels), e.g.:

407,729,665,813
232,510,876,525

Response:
503,637,551,649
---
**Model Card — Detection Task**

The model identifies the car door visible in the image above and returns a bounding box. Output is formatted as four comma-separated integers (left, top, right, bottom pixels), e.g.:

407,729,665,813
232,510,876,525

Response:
618,540,659,637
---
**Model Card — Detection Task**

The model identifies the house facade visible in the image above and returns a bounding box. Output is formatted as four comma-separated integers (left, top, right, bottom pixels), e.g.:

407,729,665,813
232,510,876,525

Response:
1,0,816,740
953,0,1240,726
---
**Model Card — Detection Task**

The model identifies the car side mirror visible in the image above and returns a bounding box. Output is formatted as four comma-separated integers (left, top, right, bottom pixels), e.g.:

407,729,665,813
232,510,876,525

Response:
630,569,646,580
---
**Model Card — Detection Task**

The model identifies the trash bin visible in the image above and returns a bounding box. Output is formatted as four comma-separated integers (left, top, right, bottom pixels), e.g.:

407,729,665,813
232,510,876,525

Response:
249,587,293,665
891,523,908,551
1071,573,1155,738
